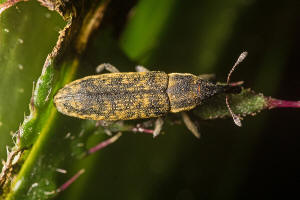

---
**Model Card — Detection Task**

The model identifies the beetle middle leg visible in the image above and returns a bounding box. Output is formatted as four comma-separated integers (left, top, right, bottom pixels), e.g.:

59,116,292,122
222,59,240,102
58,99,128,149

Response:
132,117,165,137
96,63,120,73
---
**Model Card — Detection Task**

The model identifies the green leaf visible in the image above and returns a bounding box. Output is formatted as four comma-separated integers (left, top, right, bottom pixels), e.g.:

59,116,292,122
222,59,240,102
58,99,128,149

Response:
194,88,267,120
0,0,65,167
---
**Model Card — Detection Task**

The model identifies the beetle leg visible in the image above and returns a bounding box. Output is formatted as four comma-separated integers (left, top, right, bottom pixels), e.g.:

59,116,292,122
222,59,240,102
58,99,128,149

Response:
96,63,120,73
153,117,164,137
132,118,164,137
95,120,115,136
95,120,113,127
198,74,215,81
135,65,150,72
181,112,201,138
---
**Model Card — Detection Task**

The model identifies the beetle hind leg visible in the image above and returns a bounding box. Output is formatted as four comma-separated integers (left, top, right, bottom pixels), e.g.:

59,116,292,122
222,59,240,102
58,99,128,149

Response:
96,63,120,73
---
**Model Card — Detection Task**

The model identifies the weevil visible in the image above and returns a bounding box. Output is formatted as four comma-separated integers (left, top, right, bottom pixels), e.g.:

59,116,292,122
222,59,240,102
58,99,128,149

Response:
54,52,247,137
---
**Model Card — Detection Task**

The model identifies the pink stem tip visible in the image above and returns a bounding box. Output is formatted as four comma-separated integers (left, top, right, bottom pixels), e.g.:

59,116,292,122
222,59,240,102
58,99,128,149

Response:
132,127,154,134
267,98,300,109
88,132,122,155
56,169,85,193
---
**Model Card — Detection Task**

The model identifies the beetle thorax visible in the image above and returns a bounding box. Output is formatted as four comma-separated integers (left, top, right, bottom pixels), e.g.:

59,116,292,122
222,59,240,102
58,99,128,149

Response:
167,73,200,113
167,73,229,113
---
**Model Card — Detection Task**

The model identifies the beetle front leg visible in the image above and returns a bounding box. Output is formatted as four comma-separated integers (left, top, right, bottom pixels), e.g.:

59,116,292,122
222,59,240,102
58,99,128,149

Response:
198,74,215,81
96,63,120,73
181,112,201,138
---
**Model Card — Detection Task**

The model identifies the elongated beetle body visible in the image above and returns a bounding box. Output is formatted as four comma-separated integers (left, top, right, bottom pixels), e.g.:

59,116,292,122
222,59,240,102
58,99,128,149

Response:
54,71,239,121
54,52,247,137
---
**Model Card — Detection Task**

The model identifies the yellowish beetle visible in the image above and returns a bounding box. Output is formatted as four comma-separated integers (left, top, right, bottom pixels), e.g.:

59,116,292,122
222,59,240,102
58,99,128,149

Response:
54,52,247,137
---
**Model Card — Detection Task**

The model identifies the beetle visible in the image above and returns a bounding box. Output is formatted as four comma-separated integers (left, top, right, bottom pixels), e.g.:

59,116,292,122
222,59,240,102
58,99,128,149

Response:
54,52,247,137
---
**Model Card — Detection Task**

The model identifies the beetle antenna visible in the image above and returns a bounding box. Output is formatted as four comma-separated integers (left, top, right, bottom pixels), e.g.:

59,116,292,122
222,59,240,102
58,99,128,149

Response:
227,52,247,83
226,51,248,127
226,96,242,126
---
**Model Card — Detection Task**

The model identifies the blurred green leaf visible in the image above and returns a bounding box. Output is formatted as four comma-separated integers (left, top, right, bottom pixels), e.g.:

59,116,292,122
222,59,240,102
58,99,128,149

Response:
120,0,177,63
